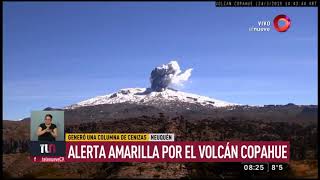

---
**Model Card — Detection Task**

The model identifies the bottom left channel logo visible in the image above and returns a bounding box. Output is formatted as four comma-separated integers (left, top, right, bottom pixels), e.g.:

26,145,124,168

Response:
30,141,65,162
40,143,56,154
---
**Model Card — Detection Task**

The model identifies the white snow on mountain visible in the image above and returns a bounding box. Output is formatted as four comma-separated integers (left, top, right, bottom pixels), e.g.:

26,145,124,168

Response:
66,88,239,109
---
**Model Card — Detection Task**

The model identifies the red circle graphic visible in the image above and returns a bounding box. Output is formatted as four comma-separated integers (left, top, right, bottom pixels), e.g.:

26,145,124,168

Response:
273,15,291,32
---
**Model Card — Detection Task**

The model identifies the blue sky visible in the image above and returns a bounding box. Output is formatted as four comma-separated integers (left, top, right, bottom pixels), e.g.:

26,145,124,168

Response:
3,2,318,120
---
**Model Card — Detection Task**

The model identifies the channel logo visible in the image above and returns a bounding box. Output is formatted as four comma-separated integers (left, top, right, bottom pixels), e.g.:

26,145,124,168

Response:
273,14,291,32
40,143,56,154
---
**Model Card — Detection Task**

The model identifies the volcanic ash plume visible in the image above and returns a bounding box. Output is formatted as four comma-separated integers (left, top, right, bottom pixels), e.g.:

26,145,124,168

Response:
150,61,193,92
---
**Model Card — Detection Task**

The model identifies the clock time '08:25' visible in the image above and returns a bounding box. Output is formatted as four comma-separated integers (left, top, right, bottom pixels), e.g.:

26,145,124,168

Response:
243,164,267,171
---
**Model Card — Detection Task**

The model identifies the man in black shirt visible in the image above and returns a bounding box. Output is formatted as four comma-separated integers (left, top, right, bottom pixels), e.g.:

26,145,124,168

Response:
37,114,58,141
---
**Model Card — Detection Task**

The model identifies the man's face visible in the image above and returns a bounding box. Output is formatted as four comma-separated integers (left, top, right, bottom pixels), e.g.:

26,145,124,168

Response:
44,116,52,125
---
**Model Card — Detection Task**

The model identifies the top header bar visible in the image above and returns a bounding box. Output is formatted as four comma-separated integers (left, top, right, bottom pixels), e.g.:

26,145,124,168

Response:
215,0,318,7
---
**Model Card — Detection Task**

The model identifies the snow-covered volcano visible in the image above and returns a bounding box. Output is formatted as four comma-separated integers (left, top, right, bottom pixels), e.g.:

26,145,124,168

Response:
66,88,238,109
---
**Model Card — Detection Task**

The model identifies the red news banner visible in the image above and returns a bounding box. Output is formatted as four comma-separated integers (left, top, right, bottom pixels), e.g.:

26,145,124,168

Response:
34,133,290,162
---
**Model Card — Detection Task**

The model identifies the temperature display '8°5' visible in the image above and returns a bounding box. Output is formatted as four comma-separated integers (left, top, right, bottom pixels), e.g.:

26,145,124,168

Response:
270,163,287,171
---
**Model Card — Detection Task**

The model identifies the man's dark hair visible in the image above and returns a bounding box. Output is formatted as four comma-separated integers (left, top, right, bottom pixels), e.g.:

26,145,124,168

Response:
45,114,53,119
